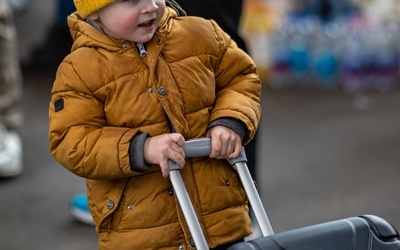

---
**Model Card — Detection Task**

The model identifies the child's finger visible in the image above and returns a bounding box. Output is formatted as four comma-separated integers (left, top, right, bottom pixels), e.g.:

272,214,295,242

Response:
209,137,222,158
168,133,185,147
228,143,242,159
159,160,170,178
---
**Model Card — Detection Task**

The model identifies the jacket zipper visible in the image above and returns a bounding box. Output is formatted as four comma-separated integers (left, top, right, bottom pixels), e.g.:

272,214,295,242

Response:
136,43,147,57
136,42,175,133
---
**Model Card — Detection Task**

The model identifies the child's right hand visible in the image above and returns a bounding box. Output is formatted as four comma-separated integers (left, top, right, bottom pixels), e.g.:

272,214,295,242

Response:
143,133,186,178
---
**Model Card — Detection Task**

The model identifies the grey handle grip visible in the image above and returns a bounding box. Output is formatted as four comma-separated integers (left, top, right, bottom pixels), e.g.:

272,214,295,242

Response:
182,137,212,157
181,137,248,164
168,138,212,171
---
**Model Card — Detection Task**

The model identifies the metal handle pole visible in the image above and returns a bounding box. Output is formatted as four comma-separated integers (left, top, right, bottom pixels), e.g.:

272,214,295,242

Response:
233,159,274,236
169,161,209,250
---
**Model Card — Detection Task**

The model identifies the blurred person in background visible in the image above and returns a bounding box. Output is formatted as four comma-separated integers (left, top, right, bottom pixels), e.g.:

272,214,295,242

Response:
22,0,74,75
179,0,248,52
0,0,26,178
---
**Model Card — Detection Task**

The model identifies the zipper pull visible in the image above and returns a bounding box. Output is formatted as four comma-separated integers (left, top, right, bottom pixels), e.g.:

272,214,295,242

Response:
136,43,147,57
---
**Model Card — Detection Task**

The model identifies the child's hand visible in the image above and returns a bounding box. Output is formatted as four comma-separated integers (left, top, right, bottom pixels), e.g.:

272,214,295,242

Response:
143,133,186,178
206,126,242,160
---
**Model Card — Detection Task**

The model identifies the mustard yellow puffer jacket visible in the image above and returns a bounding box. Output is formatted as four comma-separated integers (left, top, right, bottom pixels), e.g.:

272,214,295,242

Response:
49,7,261,250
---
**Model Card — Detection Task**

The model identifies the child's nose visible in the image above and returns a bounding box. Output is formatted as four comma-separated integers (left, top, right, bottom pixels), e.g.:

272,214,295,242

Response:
141,0,158,14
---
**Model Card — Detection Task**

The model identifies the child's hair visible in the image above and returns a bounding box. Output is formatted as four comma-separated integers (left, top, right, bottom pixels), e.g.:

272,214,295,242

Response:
74,0,186,19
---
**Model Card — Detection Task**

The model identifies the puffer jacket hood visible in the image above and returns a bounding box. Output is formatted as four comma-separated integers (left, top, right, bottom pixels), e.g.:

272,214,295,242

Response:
50,6,261,250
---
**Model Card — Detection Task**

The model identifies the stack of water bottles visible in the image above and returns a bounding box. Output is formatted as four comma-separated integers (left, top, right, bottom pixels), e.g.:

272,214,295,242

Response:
267,0,400,94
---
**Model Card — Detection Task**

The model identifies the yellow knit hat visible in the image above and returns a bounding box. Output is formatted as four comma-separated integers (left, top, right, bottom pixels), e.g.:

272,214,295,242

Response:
73,0,117,19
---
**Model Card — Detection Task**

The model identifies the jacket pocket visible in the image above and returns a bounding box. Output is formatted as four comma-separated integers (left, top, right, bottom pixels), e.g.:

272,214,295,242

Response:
111,172,178,231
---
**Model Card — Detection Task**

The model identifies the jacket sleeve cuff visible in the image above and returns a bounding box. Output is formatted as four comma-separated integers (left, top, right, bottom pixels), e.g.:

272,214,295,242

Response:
207,117,247,141
129,132,152,172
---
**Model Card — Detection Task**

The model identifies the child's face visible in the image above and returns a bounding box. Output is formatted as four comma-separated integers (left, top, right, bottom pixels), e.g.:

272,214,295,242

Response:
89,0,166,43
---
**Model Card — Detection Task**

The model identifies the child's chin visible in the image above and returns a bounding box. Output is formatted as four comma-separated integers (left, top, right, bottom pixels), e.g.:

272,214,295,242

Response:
138,31,156,43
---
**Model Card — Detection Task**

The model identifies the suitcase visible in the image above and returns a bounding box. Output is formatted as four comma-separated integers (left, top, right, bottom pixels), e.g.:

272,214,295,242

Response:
169,138,400,250
228,214,400,250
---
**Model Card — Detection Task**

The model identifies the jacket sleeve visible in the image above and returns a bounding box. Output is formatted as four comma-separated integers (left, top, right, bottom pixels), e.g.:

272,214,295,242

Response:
49,60,140,180
209,20,261,145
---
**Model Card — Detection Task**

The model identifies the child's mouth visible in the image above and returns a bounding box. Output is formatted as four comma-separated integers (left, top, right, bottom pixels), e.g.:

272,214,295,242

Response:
139,19,155,27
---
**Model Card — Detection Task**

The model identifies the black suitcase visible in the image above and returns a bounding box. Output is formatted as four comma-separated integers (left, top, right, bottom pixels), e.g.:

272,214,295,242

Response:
169,138,400,250
228,215,400,250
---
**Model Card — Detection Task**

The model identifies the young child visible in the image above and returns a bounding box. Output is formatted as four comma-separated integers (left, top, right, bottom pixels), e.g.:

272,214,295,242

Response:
49,0,261,249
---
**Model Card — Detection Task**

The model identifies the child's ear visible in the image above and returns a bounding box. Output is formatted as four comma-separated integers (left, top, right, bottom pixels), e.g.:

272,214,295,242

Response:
87,12,99,21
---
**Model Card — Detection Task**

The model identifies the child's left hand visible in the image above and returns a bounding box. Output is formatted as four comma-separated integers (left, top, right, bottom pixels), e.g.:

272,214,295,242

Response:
206,126,242,160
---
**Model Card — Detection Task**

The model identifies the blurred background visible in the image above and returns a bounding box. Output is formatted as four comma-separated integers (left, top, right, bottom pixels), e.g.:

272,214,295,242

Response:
241,0,400,93
0,0,399,249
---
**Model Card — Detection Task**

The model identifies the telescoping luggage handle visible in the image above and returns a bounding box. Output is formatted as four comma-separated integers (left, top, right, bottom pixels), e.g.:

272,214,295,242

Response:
168,137,274,250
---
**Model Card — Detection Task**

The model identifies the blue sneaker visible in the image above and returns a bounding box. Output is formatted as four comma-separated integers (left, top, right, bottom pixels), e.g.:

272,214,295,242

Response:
70,193,95,226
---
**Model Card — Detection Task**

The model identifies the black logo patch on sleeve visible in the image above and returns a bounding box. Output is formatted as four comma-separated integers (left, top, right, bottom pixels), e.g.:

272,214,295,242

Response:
55,98,64,112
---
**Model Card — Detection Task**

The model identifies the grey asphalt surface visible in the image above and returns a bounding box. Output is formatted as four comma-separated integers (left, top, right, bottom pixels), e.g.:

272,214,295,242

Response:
1,2,399,250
